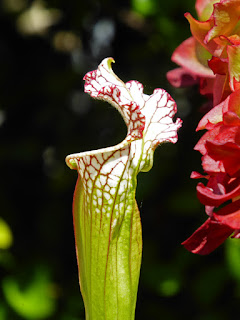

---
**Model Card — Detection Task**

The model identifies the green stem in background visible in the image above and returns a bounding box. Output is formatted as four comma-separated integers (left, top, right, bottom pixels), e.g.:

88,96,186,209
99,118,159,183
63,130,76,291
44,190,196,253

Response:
66,58,182,320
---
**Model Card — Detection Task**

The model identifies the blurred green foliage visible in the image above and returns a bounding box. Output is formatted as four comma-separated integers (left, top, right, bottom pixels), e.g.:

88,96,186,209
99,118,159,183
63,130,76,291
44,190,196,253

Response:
2,267,56,319
0,0,239,319
0,218,13,249
226,239,240,282
132,0,157,16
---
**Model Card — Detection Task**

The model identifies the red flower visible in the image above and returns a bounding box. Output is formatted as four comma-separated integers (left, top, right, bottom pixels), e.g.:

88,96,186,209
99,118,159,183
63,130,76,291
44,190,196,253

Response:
182,108,240,254
167,0,240,254
182,175,240,254
167,0,240,106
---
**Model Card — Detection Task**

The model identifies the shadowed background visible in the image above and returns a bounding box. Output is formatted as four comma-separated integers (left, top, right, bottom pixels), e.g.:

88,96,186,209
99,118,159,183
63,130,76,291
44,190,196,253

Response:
0,0,240,319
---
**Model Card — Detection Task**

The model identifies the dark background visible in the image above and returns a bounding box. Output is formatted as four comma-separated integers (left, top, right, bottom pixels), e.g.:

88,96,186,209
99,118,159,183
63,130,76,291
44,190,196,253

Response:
1,0,240,319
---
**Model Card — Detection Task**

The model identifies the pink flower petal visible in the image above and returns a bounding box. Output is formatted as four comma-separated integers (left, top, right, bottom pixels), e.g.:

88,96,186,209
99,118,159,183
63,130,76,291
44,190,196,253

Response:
196,0,219,20
166,67,199,88
171,37,214,78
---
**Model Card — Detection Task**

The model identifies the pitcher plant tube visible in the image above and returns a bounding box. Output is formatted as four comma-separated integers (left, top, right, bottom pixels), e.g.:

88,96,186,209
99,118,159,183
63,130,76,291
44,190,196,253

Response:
66,58,182,320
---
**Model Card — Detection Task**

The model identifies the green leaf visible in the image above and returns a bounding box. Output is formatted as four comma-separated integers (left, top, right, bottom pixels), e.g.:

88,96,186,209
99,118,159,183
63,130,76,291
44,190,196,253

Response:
226,238,240,282
0,303,7,320
0,218,13,249
2,267,56,319
143,263,181,297
131,0,157,16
